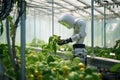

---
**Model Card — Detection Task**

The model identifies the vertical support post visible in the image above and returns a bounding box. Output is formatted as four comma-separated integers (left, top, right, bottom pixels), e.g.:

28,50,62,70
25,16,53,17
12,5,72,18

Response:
104,6,106,48
91,0,95,57
39,11,41,39
6,20,16,71
34,8,36,44
0,61,4,79
52,0,54,35
20,1,26,80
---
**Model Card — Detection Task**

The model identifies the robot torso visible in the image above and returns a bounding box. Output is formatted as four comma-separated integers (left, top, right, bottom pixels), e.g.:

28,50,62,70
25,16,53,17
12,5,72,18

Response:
71,19,86,44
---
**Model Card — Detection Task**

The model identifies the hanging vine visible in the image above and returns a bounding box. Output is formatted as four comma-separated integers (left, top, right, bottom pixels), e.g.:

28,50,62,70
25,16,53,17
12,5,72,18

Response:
0,0,26,79
0,21,3,36
94,0,120,8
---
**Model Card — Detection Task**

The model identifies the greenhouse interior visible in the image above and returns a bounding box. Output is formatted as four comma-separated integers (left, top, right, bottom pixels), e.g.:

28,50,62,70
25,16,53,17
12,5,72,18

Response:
0,0,120,80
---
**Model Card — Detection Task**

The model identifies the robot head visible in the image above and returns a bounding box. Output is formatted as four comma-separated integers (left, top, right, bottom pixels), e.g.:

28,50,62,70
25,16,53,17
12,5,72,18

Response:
58,13,75,29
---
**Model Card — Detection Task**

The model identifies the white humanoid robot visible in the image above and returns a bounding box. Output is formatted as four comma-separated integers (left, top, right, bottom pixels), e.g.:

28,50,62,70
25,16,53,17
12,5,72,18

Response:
58,13,87,65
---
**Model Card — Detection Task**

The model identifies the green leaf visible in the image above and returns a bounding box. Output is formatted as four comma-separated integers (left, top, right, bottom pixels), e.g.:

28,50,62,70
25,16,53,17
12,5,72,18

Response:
47,55,55,64
52,41,57,54
48,36,53,45
6,16,14,36
110,63,120,72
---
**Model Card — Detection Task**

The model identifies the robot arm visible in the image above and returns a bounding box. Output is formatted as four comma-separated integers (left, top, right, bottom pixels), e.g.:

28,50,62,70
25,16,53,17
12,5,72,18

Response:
57,38,72,45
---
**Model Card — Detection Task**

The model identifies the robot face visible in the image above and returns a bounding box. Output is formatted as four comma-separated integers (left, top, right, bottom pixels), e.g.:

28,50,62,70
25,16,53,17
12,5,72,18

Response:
59,20,71,29
58,13,75,29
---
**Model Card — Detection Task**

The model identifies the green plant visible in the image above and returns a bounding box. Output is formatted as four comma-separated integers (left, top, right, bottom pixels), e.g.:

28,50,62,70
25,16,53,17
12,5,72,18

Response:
0,0,26,79
0,44,21,79
110,63,120,72
112,39,120,60
0,35,101,80
25,35,101,80
28,38,46,47
86,46,117,59
41,35,60,55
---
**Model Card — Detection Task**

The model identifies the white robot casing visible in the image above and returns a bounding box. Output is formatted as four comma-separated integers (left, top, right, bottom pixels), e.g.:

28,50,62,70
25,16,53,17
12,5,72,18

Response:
58,13,87,65
58,13,75,29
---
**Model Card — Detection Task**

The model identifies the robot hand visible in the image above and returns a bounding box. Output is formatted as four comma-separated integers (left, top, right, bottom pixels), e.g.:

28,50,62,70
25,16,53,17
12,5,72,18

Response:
57,38,72,45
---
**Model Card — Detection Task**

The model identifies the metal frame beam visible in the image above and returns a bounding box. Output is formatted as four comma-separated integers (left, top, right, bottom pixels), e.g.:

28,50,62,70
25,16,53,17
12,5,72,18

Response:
77,0,104,15
62,0,91,15
26,0,120,19
54,2,87,18
99,1,120,18
27,2,64,14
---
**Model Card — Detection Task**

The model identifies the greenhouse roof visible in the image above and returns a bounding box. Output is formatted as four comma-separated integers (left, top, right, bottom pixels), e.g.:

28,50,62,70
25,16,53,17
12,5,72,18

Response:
26,0,120,19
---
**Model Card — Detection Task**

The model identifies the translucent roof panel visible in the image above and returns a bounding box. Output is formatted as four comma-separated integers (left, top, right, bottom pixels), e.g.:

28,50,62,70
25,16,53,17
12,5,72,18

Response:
26,0,120,19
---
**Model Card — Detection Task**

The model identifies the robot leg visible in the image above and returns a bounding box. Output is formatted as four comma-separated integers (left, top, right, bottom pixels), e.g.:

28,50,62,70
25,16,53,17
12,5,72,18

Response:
72,48,87,66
